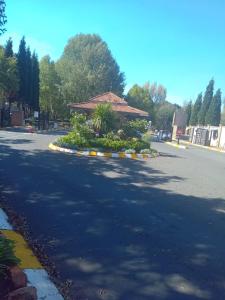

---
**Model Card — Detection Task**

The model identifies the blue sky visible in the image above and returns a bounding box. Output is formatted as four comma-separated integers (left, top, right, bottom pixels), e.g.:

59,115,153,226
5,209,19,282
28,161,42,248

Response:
1,0,225,104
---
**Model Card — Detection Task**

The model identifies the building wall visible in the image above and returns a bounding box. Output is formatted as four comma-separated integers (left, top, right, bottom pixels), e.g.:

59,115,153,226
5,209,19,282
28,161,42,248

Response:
188,125,225,149
219,127,225,149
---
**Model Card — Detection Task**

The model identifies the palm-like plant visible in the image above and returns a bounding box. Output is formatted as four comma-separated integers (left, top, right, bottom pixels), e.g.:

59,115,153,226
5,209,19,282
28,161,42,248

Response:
93,103,117,135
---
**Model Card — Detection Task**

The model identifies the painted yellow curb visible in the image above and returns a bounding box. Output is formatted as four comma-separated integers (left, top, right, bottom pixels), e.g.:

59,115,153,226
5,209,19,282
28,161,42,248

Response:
49,143,152,159
1,230,43,269
165,142,187,149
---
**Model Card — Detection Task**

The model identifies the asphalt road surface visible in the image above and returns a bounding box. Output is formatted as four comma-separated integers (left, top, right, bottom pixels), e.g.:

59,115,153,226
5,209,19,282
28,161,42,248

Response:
0,130,225,300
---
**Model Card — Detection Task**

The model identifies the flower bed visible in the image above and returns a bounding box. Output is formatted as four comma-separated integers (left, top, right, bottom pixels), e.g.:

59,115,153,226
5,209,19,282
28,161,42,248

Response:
55,132,153,153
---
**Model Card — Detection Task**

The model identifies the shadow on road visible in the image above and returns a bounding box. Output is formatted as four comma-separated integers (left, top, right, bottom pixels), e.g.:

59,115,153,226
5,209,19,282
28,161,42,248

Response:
0,138,225,300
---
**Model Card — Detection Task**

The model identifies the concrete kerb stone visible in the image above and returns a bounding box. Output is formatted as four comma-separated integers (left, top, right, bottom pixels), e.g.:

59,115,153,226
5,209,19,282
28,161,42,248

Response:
165,141,187,150
0,208,64,300
49,143,152,159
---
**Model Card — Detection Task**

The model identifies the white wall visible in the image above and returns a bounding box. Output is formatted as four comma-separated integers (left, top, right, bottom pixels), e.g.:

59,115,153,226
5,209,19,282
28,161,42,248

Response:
219,127,225,149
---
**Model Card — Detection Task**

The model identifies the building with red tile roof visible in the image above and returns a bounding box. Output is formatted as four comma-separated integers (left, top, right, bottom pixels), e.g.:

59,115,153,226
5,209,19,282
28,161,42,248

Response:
68,92,149,118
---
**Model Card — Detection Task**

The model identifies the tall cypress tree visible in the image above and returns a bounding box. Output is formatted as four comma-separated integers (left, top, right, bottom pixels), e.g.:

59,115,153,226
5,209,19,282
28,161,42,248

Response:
25,47,32,106
17,37,27,106
31,52,39,111
205,89,221,126
184,100,192,126
4,37,13,57
198,79,214,125
190,93,202,125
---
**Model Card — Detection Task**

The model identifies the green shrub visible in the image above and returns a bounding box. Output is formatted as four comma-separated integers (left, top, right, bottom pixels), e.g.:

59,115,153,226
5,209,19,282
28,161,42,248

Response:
92,103,117,135
0,237,20,277
122,119,148,138
125,149,136,154
103,131,121,140
58,132,90,149
70,113,94,139
70,112,86,130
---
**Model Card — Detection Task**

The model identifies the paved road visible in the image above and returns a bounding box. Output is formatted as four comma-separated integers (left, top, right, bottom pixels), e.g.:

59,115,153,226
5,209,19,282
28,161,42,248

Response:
0,130,225,300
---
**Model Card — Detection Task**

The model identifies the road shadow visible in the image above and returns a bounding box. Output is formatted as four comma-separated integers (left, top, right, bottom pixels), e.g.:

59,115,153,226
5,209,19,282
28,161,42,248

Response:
0,139,225,300
0,137,33,144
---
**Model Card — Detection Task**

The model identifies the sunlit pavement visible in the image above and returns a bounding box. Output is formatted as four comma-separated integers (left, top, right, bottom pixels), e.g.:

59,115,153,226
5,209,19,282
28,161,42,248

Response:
0,130,225,300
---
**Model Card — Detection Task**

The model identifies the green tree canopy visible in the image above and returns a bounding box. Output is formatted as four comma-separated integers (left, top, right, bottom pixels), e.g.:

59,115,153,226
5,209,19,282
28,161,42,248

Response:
149,82,167,103
0,0,6,35
40,55,63,118
190,93,202,126
198,79,214,125
4,37,13,57
155,102,177,130
183,100,192,126
221,101,225,125
17,36,27,105
56,34,125,103
0,46,18,103
205,89,221,126
16,37,39,110
31,52,39,111
127,83,154,119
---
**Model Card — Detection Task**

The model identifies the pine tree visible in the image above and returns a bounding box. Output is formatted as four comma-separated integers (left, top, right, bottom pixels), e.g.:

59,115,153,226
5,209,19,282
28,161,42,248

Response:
190,93,202,125
198,79,214,125
205,89,221,126
17,37,27,106
4,37,13,57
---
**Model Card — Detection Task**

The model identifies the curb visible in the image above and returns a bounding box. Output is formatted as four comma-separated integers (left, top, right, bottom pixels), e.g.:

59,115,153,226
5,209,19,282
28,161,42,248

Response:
179,140,225,153
165,142,187,149
0,208,64,300
49,143,152,159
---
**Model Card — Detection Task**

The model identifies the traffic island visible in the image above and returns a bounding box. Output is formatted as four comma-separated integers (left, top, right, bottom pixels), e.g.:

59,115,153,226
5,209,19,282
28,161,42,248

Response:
49,142,158,159
0,208,64,300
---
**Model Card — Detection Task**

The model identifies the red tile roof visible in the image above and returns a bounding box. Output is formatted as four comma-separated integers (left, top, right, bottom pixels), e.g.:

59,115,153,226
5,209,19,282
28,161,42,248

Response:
68,92,149,117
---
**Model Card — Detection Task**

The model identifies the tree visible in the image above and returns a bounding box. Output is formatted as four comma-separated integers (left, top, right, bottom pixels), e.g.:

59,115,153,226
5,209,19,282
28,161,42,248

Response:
190,93,202,126
25,47,32,107
0,0,6,35
198,79,214,125
183,100,192,126
221,102,225,125
56,34,125,103
205,89,221,126
17,37,27,106
0,47,19,104
127,83,154,119
40,55,63,118
93,103,117,135
31,52,39,111
155,102,177,130
4,37,13,57
149,82,167,103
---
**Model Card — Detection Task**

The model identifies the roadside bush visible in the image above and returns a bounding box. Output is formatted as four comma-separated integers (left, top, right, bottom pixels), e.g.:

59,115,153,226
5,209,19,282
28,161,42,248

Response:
122,119,148,138
0,237,20,277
